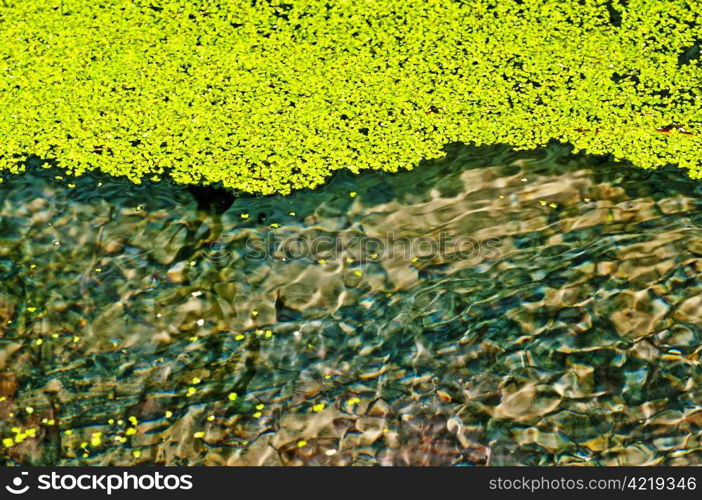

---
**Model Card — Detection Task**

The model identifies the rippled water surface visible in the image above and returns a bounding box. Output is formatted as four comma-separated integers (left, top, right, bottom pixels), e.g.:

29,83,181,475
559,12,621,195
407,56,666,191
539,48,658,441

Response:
1,144,702,465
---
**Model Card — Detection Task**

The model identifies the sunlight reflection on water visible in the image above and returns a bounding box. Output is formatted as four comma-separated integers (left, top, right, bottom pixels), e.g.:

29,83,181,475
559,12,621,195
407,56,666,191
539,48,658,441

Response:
1,144,701,465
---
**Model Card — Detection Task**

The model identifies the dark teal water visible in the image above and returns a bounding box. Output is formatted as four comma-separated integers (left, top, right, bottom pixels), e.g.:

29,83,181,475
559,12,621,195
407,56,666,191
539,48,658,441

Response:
1,144,702,465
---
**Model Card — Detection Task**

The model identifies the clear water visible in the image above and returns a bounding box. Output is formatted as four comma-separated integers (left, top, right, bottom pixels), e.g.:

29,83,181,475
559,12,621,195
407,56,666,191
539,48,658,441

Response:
1,144,702,465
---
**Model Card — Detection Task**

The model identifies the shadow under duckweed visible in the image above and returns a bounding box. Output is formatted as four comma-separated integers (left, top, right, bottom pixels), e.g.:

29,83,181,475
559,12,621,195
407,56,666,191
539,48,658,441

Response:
0,143,702,465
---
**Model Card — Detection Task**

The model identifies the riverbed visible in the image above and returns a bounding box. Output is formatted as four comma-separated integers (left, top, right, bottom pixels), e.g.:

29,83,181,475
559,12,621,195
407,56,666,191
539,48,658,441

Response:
1,144,701,465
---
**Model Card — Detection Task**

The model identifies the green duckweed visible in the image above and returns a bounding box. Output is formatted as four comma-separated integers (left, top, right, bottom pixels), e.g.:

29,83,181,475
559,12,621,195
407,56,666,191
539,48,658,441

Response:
0,0,701,193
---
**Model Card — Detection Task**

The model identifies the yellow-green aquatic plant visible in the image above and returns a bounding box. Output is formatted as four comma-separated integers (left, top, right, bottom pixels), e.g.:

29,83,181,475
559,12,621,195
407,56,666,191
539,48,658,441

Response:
1,0,701,194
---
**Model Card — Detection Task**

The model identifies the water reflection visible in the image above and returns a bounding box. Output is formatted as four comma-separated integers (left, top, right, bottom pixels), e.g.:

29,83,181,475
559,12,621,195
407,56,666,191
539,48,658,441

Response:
0,144,701,465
